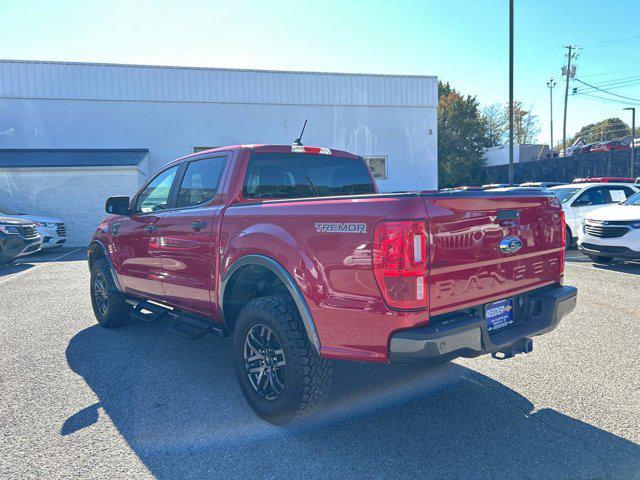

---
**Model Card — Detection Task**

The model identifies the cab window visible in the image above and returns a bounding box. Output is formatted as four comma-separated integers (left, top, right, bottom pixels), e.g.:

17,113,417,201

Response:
134,165,180,214
176,156,226,208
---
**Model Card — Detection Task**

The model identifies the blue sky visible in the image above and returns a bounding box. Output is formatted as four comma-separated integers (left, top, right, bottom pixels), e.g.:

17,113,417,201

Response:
2,0,640,144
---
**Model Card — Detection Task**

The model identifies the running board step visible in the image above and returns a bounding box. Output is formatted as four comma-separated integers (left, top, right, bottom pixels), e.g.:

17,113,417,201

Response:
128,299,168,322
168,312,227,339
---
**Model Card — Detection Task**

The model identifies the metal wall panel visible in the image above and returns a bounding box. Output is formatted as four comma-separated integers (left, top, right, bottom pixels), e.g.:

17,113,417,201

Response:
0,60,437,107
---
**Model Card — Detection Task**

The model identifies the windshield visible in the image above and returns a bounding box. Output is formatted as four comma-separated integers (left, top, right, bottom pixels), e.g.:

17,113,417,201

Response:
550,187,580,204
622,191,640,206
0,203,21,215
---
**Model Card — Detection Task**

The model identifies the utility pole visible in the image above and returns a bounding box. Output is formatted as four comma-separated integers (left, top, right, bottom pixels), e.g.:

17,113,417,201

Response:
562,45,577,156
624,107,636,178
547,78,556,154
508,0,514,185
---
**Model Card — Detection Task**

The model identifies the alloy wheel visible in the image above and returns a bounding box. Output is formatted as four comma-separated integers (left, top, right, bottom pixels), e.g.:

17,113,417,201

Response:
93,273,109,317
243,324,286,400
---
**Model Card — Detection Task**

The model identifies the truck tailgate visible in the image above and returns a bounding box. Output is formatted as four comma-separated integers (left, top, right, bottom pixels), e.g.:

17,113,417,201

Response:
421,193,565,316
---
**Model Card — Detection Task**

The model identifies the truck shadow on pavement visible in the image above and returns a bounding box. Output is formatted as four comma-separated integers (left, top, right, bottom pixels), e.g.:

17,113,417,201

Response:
66,318,640,480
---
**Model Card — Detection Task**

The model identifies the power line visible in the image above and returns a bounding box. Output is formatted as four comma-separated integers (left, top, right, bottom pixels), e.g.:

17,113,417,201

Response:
573,78,640,102
576,75,640,89
573,91,640,107
582,35,640,47
582,68,640,78
575,80,640,96
572,123,630,137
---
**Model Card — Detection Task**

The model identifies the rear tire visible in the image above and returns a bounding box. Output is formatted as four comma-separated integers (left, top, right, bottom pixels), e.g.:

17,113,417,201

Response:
90,258,131,327
587,254,615,264
565,227,573,249
232,294,332,424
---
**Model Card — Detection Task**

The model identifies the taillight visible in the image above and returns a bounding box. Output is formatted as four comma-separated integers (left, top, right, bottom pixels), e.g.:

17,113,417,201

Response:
372,220,428,310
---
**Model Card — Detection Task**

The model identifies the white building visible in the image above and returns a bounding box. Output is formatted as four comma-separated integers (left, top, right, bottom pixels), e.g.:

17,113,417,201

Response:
484,144,551,167
0,60,438,246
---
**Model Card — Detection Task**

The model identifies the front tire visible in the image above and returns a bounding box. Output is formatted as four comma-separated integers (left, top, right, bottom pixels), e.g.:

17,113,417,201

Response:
90,258,131,327
587,254,615,264
233,295,332,424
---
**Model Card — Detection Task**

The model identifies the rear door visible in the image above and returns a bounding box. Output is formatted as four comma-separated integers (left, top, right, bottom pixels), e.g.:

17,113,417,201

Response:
423,192,565,316
569,186,607,232
115,164,181,299
157,154,228,317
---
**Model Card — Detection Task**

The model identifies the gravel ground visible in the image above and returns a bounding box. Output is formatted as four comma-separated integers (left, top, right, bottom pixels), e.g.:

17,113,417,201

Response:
0,248,638,479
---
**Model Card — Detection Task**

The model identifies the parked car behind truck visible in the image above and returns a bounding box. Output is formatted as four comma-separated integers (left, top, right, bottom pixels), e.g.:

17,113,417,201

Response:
578,191,640,263
0,203,66,249
0,216,42,265
548,182,639,246
88,144,577,423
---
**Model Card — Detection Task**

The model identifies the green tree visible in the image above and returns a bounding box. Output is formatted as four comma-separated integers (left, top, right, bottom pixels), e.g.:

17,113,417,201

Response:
438,81,489,188
572,117,630,144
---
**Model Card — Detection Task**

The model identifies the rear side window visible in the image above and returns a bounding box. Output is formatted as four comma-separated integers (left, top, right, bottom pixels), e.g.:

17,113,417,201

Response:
176,156,226,208
243,153,376,199
605,186,635,203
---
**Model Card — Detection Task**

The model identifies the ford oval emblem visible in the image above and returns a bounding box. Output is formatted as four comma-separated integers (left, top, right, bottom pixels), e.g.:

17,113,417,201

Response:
499,236,523,254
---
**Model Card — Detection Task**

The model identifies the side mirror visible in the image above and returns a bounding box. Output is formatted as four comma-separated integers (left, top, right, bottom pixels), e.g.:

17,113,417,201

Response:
572,199,591,207
105,196,131,215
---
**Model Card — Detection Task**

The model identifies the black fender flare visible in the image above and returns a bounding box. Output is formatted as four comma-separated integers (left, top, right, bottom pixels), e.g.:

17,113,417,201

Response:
87,240,123,292
219,254,321,354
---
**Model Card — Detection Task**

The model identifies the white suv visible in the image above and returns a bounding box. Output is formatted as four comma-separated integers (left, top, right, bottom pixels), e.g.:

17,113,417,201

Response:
577,191,640,263
0,203,67,249
548,183,640,246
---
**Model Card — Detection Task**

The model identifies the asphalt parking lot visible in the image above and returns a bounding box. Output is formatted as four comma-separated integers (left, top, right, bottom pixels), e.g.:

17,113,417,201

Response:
1,248,639,479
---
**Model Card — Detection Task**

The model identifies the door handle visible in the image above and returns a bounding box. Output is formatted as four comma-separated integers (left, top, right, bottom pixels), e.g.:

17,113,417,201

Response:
144,224,157,233
191,220,207,231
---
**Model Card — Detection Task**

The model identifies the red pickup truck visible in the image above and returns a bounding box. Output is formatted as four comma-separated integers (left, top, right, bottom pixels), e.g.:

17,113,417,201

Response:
88,144,577,423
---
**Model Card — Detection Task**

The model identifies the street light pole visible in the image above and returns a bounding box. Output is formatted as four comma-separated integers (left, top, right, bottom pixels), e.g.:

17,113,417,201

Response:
624,107,636,178
547,78,556,154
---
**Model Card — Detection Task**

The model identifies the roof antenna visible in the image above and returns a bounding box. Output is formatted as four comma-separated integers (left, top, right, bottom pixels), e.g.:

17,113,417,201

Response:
292,119,308,146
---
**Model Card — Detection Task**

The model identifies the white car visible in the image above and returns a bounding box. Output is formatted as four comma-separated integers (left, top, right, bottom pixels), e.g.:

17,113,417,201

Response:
0,203,67,249
577,191,640,263
548,183,640,246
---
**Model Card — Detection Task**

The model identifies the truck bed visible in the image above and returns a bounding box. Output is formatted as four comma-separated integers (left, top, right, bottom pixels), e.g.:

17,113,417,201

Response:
221,189,565,362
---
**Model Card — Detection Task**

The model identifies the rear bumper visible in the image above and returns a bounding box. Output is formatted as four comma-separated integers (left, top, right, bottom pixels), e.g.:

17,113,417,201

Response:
389,285,577,364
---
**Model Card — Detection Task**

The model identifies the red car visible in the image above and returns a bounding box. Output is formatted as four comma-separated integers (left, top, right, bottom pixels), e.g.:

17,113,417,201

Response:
88,144,577,423
572,177,636,184
589,140,631,153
